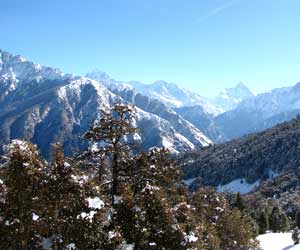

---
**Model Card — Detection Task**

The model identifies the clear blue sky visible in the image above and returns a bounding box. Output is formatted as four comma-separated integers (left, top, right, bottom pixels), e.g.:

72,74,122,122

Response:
1,0,300,97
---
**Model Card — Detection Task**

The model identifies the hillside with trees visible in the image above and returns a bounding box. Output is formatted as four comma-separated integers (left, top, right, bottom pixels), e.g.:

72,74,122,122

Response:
0,105,261,250
183,116,300,190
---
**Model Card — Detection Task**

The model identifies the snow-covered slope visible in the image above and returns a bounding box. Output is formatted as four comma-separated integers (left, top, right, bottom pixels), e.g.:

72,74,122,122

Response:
238,83,300,119
217,178,260,194
215,83,300,140
257,233,300,250
0,50,212,157
175,105,225,143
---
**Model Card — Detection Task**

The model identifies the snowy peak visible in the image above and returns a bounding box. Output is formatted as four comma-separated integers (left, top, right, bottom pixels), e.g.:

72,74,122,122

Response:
0,49,68,85
238,82,300,117
292,82,300,92
213,82,254,112
85,69,111,82
224,82,254,101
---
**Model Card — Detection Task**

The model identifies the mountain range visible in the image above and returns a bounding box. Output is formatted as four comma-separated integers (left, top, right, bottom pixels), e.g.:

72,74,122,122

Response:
1,49,300,158
0,50,212,157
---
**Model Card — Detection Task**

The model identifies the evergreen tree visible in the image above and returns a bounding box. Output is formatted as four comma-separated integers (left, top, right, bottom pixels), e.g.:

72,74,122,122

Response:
218,208,258,250
295,210,300,228
269,206,289,232
0,140,46,249
258,209,269,234
279,212,289,232
233,192,246,211
84,104,137,206
39,144,109,249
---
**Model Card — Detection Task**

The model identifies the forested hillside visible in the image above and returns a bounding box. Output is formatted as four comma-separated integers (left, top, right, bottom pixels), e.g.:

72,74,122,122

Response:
183,116,300,190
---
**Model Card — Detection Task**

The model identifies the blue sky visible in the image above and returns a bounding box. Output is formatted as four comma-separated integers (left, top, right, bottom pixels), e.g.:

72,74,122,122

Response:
1,0,300,97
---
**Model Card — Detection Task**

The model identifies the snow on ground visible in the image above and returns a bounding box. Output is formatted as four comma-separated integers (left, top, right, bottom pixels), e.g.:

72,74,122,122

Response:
217,178,260,194
183,178,196,186
257,233,300,250
87,197,104,209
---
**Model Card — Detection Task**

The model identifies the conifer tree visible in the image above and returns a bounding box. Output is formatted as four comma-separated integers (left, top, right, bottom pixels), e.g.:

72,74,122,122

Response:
269,206,289,232
295,210,300,228
233,192,246,211
0,140,46,249
279,212,289,232
39,144,108,249
218,208,258,250
258,209,269,234
84,104,137,206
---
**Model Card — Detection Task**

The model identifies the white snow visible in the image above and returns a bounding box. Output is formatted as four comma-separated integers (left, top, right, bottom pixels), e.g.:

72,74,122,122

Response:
161,137,176,153
87,197,104,209
141,182,160,194
217,178,260,194
121,243,135,250
9,139,29,152
113,195,123,204
78,211,97,222
184,232,198,243
32,213,39,221
257,233,300,250
66,243,76,250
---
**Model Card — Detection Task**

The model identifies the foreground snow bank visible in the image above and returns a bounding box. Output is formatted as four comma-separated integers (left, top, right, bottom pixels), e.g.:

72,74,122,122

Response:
257,233,300,250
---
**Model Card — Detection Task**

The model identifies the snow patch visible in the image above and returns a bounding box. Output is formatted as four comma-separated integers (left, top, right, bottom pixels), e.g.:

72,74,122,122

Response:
257,233,300,250
32,213,39,221
217,178,260,194
87,197,104,209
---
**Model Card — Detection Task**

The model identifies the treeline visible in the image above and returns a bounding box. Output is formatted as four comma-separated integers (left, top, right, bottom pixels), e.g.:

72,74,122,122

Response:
0,105,260,250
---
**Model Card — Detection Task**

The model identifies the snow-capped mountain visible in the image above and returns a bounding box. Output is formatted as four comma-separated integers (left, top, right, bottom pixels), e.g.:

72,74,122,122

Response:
0,50,212,157
212,82,255,112
215,82,300,140
86,69,222,116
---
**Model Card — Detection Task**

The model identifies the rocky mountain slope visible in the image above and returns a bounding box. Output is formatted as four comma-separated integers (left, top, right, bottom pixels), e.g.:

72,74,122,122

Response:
175,105,226,143
0,50,212,157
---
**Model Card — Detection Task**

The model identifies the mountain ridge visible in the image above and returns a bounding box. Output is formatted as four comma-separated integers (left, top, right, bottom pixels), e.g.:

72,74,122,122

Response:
0,49,212,157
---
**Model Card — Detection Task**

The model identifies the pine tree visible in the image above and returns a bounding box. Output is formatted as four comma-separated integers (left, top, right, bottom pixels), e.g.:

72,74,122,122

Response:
279,212,289,232
0,140,46,249
233,192,246,211
268,206,289,233
295,210,300,228
84,104,137,207
258,209,269,234
39,144,109,249
218,208,259,250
